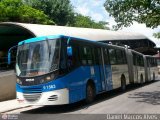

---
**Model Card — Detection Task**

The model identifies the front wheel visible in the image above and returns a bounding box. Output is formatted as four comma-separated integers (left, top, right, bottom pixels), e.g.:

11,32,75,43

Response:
85,83,95,104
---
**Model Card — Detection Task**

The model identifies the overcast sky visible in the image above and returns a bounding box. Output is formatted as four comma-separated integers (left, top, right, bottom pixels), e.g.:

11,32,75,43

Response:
70,0,160,47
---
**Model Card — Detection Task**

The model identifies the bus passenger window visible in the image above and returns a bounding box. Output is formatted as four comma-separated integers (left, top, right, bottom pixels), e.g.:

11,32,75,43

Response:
109,49,116,65
79,46,93,65
116,49,124,64
122,51,127,64
94,48,101,65
103,48,109,64
80,46,87,65
140,56,144,66
133,53,137,65
86,47,93,65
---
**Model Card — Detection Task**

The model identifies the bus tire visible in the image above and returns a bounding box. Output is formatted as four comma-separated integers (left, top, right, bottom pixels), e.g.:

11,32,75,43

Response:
140,74,143,84
153,72,155,81
85,81,95,104
121,75,126,91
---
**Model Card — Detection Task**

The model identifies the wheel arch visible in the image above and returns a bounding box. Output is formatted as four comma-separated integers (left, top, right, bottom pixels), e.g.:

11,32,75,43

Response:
86,79,96,94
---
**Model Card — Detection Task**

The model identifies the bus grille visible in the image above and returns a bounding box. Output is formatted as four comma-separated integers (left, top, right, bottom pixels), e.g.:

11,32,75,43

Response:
48,95,58,101
23,88,42,102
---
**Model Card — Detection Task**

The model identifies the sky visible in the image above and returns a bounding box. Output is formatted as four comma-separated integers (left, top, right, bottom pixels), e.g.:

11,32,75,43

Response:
70,0,160,47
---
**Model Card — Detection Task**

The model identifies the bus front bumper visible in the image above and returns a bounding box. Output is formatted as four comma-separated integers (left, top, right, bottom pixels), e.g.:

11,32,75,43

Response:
16,88,69,105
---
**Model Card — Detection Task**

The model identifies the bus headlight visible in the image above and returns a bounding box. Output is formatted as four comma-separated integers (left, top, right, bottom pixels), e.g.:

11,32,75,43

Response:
45,76,51,81
40,74,55,83
17,78,22,85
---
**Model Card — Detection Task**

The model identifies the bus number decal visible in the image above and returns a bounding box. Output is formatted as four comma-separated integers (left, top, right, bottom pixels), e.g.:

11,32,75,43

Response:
43,84,56,90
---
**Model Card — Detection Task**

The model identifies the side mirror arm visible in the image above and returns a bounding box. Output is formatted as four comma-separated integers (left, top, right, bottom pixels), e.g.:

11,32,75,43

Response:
8,45,18,65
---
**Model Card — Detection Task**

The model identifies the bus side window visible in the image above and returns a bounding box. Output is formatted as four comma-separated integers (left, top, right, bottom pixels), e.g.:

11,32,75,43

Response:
69,40,80,68
93,47,102,65
133,53,137,66
155,58,157,66
115,49,124,64
122,51,127,64
137,55,140,66
86,47,93,65
79,46,94,66
137,55,143,67
103,48,110,65
79,46,87,65
141,56,144,66
109,49,116,65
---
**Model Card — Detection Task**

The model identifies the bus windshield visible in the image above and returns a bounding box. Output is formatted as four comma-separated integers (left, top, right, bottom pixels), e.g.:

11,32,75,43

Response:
16,39,61,77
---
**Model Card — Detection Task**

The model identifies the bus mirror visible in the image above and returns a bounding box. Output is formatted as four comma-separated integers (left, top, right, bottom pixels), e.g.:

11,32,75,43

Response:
67,46,73,57
7,45,18,65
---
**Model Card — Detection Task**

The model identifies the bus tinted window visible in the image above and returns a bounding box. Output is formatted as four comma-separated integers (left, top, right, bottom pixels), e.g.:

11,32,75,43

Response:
65,39,81,71
109,48,126,65
122,51,127,64
116,49,125,64
79,46,93,65
139,56,144,66
149,57,157,67
133,53,136,65
132,52,144,67
94,47,101,65
103,48,110,65
109,49,116,64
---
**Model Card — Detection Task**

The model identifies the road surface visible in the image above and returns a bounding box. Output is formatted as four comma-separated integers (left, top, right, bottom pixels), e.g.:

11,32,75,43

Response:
3,80,160,120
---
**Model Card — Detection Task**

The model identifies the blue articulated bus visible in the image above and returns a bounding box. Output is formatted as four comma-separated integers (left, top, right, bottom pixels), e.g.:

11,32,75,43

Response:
13,34,157,105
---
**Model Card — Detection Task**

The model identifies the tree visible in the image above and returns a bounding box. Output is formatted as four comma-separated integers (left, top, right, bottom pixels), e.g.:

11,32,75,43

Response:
154,33,160,38
72,14,110,29
104,0,160,38
25,0,74,26
0,0,54,24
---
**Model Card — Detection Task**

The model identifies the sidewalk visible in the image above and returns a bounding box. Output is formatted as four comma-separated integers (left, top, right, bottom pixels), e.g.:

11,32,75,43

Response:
0,99,29,113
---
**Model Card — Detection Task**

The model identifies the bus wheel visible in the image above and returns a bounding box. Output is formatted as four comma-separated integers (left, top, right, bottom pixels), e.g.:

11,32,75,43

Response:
85,82,95,104
140,74,143,84
153,72,155,81
121,76,126,91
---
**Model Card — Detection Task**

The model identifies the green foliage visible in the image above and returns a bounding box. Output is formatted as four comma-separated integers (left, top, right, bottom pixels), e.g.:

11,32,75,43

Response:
0,0,110,30
72,14,109,29
104,0,160,32
104,0,160,28
0,0,54,24
154,32,160,39
25,0,74,26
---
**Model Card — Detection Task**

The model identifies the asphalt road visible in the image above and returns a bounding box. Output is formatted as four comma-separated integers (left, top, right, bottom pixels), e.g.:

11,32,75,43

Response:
4,79,160,120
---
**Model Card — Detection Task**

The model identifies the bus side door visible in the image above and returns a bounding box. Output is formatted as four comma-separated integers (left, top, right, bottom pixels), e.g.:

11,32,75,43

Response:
99,48,112,91
103,48,112,91
94,48,106,91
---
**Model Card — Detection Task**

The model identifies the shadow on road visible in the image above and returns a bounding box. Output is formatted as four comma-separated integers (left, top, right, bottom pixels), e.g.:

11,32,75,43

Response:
22,80,159,114
128,85,160,105
129,91,160,105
